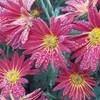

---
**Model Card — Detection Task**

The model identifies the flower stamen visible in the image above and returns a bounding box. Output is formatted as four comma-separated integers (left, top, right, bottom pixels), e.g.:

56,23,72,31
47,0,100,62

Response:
89,28,100,46
5,69,20,84
70,73,85,87
43,34,58,49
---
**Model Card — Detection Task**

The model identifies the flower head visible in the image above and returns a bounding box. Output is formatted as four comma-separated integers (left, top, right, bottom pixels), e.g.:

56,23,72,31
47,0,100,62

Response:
69,7,100,71
0,88,48,100
53,63,96,100
0,49,38,99
20,88,48,100
0,0,35,48
62,0,98,16
23,15,75,71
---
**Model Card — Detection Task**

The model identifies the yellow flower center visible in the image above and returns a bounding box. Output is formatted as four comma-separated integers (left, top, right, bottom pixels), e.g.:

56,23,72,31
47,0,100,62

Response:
31,9,41,17
70,73,85,87
5,69,20,84
89,28,100,46
43,34,58,49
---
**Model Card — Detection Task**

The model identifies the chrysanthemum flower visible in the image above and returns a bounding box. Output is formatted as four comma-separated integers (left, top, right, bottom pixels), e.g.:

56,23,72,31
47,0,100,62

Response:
19,88,48,100
0,88,48,100
68,7,100,71
0,49,38,99
23,15,75,71
62,0,98,16
53,63,96,100
0,0,35,48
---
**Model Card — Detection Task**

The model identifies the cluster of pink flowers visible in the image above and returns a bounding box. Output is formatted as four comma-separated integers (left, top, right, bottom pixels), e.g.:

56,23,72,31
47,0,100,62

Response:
0,0,100,100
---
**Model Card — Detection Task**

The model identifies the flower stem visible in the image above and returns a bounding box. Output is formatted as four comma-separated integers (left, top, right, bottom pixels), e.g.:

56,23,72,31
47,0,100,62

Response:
6,46,10,57
40,0,50,21
46,0,55,16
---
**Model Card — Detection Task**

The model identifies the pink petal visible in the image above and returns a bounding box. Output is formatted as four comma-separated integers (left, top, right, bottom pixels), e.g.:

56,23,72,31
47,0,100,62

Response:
22,0,35,11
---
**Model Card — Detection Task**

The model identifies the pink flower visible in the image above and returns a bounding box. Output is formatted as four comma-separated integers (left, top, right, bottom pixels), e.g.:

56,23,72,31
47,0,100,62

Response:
62,0,98,16
0,49,38,99
67,7,100,71
0,88,48,100
53,63,96,100
0,0,35,48
23,15,75,71
20,88,48,100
